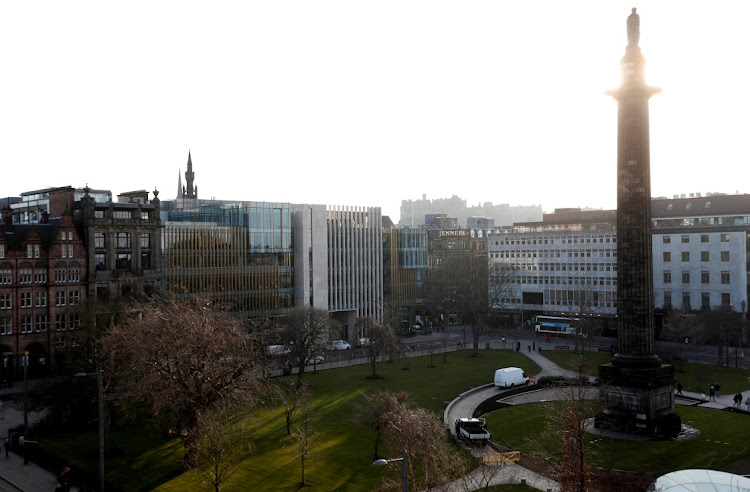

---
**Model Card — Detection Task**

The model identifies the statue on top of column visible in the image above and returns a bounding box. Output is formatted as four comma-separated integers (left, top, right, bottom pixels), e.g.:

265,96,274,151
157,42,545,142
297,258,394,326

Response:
627,8,640,48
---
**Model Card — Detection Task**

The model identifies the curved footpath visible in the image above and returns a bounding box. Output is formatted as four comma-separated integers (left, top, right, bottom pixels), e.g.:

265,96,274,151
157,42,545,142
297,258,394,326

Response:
441,349,750,492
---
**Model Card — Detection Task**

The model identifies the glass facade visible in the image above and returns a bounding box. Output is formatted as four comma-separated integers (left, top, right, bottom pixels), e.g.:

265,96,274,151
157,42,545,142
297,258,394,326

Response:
163,202,294,318
383,228,427,310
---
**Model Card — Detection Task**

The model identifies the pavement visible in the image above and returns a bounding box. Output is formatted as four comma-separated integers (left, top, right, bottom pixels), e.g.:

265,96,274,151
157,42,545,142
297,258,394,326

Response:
0,381,80,492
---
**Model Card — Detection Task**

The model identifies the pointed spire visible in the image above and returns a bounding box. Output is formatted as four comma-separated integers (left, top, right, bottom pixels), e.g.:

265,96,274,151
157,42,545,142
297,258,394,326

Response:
177,169,183,198
184,150,197,199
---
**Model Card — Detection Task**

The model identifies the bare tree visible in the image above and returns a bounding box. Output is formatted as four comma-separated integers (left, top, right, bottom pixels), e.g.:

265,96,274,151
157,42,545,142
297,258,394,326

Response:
282,306,333,385
355,316,399,379
662,308,699,371
274,379,307,435
698,304,742,367
290,389,317,487
197,403,251,492
354,391,409,460
101,297,267,468
378,393,468,490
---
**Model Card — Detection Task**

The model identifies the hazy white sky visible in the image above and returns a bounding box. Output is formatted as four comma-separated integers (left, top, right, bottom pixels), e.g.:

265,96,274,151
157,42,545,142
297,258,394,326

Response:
2,1,749,221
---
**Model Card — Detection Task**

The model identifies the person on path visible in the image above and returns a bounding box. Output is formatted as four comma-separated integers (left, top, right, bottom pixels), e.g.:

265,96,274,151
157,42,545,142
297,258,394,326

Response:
527,345,531,353
709,385,716,401
746,397,750,412
3,438,9,458
676,382,683,395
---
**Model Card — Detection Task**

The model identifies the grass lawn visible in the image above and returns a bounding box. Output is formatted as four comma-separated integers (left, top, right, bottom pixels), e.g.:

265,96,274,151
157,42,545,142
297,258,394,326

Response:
37,350,538,491
485,402,750,476
542,350,750,395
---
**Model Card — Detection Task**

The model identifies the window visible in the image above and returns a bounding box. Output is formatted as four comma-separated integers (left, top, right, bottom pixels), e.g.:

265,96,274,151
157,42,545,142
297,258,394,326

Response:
663,270,672,283
115,253,131,269
662,236,671,244
721,251,730,262
55,268,66,282
20,292,32,308
61,244,67,258
95,253,106,270
663,291,672,309
0,270,10,284
114,210,131,220
682,252,690,262
141,211,149,220
721,234,730,242
95,210,104,219
681,235,689,243
0,245,4,258
69,290,80,305
682,271,690,284
140,233,150,248
95,233,105,248
27,245,33,258
70,313,80,330
0,318,11,335
115,232,131,248
35,315,47,332
55,314,67,331
682,292,691,310
701,271,710,284
701,293,711,310
141,252,151,270
0,293,10,309
663,252,671,262
35,292,46,307
55,291,66,306
721,271,730,284
721,293,731,305
68,231,73,240
68,268,80,282
21,316,33,334
19,268,32,283
701,235,709,243
35,268,47,283
700,251,709,262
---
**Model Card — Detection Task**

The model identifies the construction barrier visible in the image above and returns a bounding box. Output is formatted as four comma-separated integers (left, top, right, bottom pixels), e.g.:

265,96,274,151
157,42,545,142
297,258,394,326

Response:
528,376,536,384
481,451,520,465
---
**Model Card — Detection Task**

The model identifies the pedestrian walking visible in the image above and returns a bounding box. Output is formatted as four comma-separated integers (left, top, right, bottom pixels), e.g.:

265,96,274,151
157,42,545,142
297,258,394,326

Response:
709,385,716,401
746,397,750,412
676,381,683,395
734,392,743,407
527,345,531,353
3,438,9,458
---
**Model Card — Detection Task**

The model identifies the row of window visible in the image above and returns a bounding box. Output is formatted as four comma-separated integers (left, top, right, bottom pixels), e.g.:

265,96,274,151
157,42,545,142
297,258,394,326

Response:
663,291,732,309
0,290,80,309
3,268,81,284
512,276,616,286
491,249,616,259
663,251,731,262
662,270,731,284
494,236,616,246
663,233,731,244
0,313,80,335
500,263,616,273
95,232,151,249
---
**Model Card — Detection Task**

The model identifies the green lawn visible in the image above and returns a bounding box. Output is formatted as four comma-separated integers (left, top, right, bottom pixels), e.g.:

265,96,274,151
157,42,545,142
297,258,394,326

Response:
37,350,538,491
485,403,750,476
542,350,750,395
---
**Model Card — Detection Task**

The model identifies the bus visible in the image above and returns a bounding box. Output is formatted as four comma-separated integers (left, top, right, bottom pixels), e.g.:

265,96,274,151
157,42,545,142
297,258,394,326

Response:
534,315,586,337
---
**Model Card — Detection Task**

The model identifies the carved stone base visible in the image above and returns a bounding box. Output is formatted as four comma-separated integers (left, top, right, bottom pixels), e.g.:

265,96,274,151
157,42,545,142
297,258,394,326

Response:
595,363,682,438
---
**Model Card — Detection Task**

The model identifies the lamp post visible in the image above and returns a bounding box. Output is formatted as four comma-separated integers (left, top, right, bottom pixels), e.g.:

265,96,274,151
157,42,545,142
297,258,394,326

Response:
75,369,104,491
373,449,408,492
22,351,28,465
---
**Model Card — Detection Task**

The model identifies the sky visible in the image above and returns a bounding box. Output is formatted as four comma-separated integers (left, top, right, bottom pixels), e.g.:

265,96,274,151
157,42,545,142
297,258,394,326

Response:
2,1,750,222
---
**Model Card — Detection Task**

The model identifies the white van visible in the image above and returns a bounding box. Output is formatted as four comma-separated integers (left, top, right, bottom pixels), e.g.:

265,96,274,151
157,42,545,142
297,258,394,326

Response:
493,367,529,388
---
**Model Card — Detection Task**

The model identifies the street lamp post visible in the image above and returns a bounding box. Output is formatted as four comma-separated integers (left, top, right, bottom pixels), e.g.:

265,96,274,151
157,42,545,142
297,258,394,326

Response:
22,352,28,465
76,369,105,492
373,449,408,492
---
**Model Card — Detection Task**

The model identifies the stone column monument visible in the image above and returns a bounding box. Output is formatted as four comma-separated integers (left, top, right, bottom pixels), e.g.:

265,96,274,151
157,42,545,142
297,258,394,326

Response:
595,8,682,438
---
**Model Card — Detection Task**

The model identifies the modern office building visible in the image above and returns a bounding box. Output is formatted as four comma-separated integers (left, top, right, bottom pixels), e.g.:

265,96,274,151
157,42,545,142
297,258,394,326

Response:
488,194,750,333
382,219,428,330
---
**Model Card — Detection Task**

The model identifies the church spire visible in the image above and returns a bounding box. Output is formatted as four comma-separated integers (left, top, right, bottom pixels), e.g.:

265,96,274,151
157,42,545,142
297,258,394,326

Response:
184,150,197,199
177,169,183,198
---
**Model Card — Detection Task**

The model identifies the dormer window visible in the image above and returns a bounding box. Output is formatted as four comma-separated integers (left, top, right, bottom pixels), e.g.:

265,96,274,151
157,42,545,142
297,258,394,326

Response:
705,201,711,209
686,202,692,210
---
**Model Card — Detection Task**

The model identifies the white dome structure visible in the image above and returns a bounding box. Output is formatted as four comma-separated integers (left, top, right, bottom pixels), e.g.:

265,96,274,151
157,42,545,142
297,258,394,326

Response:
647,469,750,491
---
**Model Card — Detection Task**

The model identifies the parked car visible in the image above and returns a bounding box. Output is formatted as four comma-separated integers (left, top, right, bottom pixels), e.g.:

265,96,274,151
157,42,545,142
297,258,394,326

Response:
305,355,325,365
326,340,351,351
357,338,371,348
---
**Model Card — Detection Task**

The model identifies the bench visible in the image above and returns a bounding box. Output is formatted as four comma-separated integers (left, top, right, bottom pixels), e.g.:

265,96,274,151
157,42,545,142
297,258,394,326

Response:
554,345,569,350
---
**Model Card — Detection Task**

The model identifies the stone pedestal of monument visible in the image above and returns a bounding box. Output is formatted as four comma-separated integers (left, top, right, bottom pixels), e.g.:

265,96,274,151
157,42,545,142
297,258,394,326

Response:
596,362,682,437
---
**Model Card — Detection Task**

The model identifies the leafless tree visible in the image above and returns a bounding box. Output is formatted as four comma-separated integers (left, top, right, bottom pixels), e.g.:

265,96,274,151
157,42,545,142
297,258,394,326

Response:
290,389,317,487
196,403,251,492
101,297,267,468
662,308,699,371
355,316,399,379
282,306,333,385
274,379,307,435
698,304,742,367
377,393,468,491
354,391,409,460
